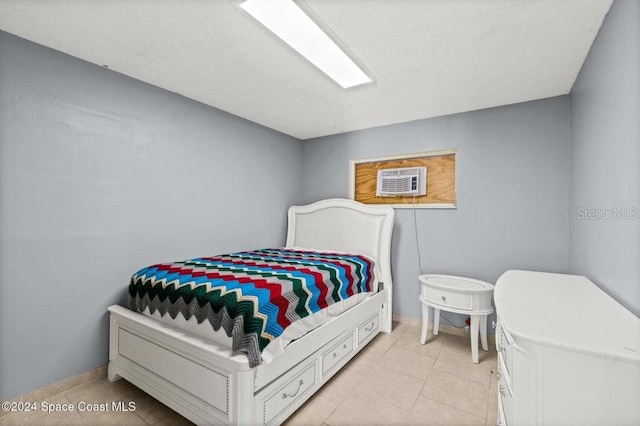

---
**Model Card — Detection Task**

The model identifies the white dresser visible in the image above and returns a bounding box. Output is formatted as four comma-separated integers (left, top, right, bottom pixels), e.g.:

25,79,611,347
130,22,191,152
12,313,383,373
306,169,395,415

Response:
494,270,640,426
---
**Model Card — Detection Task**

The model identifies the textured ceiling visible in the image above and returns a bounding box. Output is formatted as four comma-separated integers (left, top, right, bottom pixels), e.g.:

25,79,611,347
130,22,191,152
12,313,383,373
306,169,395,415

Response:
0,0,613,140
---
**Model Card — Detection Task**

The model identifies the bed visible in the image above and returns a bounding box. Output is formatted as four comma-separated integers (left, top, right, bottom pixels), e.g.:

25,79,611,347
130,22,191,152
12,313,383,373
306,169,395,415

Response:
107,198,394,425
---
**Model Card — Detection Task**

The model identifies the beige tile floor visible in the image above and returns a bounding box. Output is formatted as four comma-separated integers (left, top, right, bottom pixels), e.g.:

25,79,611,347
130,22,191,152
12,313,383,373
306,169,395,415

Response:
0,323,497,426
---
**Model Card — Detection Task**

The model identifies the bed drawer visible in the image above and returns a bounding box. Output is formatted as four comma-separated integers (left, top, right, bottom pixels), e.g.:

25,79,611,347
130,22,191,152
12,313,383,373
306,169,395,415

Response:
322,333,354,377
257,360,318,425
117,328,230,417
357,314,379,347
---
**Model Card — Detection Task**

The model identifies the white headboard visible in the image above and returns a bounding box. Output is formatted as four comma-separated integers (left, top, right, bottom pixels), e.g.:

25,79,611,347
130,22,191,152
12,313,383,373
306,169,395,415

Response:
285,198,395,291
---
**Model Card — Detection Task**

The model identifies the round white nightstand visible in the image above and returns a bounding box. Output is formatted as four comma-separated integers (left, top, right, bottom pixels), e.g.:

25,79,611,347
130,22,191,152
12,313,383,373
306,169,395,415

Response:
418,274,494,363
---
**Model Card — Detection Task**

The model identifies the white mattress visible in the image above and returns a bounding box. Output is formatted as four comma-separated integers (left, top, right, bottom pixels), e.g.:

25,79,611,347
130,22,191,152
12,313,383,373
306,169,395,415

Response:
143,291,372,364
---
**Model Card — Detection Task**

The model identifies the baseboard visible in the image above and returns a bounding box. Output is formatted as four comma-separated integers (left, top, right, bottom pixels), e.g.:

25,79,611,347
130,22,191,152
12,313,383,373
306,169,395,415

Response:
393,314,496,348
1,364,107,415
393,313,469,336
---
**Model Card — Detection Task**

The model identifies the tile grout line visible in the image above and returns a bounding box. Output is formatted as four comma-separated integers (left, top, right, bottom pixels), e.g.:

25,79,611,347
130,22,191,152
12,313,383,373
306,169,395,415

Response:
343,326,497,424
419,394,488,422
405,326,495,422
6,324,497,426
1,365,108,411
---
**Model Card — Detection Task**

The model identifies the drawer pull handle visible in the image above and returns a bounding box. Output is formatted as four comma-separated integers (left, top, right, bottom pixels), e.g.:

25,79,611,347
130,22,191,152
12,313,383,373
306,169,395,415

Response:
364,322,375,332
343,344,347,349
333,352,337,358
282,380,304,400
441,296,447,303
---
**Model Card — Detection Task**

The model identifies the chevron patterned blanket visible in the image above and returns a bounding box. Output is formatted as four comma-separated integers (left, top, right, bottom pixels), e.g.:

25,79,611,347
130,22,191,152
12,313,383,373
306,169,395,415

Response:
128,248,375,367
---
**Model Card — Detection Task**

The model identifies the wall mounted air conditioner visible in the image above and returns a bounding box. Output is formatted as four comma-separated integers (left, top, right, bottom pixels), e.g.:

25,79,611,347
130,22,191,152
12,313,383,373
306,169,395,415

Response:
376,166,427,197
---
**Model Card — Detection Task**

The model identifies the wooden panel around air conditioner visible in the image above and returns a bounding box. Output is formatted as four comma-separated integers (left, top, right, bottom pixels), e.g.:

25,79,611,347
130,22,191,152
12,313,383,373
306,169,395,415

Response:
350,149,456,208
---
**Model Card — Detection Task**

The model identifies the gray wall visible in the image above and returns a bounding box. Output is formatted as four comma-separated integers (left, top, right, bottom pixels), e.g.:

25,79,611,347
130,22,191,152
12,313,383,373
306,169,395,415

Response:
2,0,637,402
302,97,571,324
569,0,640,316
0,32,302,400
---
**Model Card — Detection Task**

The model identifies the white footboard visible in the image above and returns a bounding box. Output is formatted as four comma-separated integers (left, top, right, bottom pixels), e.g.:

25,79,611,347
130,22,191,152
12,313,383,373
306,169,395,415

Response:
108,305,254,424
108,289,390,426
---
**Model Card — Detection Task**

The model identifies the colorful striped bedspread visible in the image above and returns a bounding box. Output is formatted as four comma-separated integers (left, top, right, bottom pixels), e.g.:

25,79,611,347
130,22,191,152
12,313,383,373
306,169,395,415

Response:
128,248,375,367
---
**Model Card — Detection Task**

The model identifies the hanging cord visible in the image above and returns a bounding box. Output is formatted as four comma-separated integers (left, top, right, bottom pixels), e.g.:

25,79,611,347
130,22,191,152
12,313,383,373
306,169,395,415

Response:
413,194,424,275
413,195,466,329
438,311,467,328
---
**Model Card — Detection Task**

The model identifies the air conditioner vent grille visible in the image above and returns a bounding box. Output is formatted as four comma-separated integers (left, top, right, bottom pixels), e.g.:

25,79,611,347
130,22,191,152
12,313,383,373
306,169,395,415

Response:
376,166,427,197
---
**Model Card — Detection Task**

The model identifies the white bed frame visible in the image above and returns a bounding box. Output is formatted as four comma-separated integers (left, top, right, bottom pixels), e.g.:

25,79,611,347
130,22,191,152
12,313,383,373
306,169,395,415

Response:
107,198,394,425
